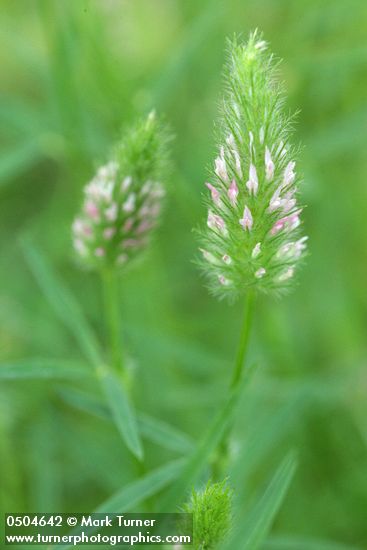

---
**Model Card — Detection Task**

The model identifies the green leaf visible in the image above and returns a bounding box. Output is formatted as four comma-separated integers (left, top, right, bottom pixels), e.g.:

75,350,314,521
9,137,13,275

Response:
138,411,194,455
158,368,255,511
96,458,185,513
229,394,306,486
222,452,297,550
0,358,89,379
21,239,102,368
57,386,111,419
57,386,194,454
99,366,144,461
56,458,186,550
21,240,144,459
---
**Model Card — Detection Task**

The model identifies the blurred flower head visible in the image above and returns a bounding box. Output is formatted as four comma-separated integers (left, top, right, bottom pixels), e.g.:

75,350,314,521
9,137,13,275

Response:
198,31,308,300
72,112,170,271
183,479,233,550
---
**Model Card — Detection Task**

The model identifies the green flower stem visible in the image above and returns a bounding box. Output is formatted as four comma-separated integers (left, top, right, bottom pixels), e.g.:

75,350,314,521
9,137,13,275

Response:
212,290,255,480
230,290,255,390
101,269,150,493
101,268,127,383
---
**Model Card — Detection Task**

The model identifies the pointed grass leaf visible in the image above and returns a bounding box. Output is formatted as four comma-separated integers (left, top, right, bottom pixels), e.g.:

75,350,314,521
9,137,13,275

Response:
230,394,306,486
158,366,255,511
20,240,144,459
21,239,102,368
99,366,143,461
57,386,194,454
138,411,194,455
57,386,111,420
96,458,186,513
56,458,186,550
222,452,297,550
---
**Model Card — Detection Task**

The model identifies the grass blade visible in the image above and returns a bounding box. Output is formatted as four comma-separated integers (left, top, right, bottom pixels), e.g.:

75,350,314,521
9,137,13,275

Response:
58,386,194,454
99,366,143,461
0,358,89,379
56,458,186,550
138,411,194,454
57,386,111,419
21,239,102,368
158,367,255,511
97,458,186,513
222,452,297,550
21,240,144,458
230,394,306,486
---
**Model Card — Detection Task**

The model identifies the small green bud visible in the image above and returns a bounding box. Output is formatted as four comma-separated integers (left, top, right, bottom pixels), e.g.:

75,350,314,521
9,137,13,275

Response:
183,479,233,550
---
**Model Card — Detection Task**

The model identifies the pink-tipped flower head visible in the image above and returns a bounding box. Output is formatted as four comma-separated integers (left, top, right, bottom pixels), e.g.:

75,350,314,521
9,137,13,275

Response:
198,31,307,299
72,112,170,271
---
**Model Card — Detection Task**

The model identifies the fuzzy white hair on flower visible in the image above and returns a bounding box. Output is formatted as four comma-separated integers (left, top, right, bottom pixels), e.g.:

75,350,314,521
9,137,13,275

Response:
197,30,308,300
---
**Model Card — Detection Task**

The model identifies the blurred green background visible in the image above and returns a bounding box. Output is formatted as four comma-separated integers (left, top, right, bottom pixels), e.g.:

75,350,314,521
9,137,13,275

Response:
1,0,367,548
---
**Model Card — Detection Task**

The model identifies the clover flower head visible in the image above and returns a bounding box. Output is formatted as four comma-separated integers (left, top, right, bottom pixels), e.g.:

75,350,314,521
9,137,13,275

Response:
198,31,308,300
72,112,170,271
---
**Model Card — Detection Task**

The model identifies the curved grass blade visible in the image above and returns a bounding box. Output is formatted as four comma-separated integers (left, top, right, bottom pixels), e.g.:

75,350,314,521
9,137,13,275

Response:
230,394,306,486
56,458,186,550
97,458,186,513
158,366,255,511
138,411,194,455
21,240,143,459
21,239,102,369
0,358,89,379
57,386,194,454
99,366,143,461
57,386,111,419
222,452,297,550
